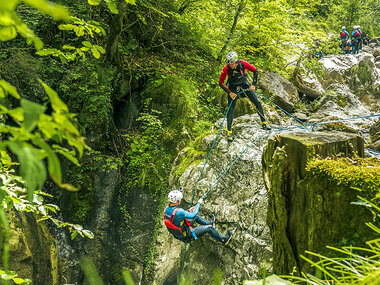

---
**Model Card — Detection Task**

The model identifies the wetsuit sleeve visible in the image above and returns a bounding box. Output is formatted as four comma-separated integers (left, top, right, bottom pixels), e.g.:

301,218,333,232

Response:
219,65,231,94
174,203,201,221
240,60,258,85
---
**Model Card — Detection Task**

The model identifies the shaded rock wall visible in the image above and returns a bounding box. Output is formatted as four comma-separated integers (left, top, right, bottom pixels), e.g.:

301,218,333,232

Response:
262,132,376,275
4,211,59,284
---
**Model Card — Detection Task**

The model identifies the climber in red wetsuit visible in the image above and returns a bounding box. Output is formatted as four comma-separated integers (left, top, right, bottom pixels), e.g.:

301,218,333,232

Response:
219,51,271,142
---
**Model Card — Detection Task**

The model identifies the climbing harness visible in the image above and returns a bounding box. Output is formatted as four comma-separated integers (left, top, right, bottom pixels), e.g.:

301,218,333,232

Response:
163,207,196,242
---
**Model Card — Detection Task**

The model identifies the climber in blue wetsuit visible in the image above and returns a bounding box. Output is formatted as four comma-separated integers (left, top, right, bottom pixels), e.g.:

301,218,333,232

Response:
340,26,349,54
163,189,233,245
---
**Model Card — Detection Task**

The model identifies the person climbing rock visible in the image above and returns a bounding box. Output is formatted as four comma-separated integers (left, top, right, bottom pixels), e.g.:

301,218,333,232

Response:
351,26,360,54
163,189,233,245
340,26,350,54
219,51,271,142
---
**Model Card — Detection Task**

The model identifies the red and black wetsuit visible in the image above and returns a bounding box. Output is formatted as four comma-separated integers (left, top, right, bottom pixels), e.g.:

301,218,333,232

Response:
218,60,265,131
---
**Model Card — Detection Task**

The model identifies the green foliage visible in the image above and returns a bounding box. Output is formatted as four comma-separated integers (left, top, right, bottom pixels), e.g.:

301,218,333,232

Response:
0,0,70,49
124,99,172,190
0,269,31,284
36,16,106,63
142,72,202,146
56,60,115,147
284,197,380,284
306,157,380,196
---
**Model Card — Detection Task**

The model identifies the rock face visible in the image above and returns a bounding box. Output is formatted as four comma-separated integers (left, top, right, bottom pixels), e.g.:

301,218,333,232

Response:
5,211,59,284
259,71,299,112
318,51,380,109
152,115,314,285
262,132,375,275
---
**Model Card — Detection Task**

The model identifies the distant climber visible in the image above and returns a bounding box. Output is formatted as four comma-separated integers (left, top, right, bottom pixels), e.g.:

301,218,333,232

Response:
351,26,360,54
345,39,352,54
311,39,324,59
363,34,370,45
357,25,363,50
340,26,350,54
219,51,271,142
163,189,233,245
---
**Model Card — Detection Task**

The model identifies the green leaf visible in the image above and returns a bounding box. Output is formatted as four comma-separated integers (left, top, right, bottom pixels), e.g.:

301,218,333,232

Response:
9,142,47,200
39,81,69,113
13,277,26,284
105,0,119,14
82,229,94,239
91,47,100,59
125,0,136,5
62,45,76,50
88,0,101,5
52,145,79,166
22,0,70,21
21,99,46,132
0,26,17,41
94,45,105,53
82,41,92,47
0,80,20,99
71,230,78,240
32,138,62,187
8,107,24,122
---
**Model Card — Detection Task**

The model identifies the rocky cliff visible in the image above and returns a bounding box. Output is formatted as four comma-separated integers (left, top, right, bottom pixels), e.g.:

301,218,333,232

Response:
263,132,378,275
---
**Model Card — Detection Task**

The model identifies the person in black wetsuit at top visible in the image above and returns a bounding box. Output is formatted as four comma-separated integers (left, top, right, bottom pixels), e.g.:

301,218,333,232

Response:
219,51,271,142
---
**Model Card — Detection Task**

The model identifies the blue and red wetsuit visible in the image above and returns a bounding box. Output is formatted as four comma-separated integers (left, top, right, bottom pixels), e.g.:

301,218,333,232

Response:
164,203,224,243
218,60,265,131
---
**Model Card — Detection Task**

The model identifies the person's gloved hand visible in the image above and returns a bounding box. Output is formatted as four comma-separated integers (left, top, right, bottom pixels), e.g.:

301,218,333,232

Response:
198,198,203,205
229,92,237,100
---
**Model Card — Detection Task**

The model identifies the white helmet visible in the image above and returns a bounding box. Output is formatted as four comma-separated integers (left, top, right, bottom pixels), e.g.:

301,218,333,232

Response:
342,26,345,30
168,190,183,203
226,51,238,64
353,25,357,29
358,25,360,28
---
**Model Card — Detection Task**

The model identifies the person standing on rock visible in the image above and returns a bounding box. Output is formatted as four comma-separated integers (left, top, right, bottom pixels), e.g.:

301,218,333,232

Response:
351,26,360,54
340,26,350,54
363,34,370,45
163,189,233,245
357,25,363,50
219,51,271,142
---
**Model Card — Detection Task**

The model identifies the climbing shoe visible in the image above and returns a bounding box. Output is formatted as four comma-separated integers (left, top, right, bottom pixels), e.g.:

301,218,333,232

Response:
261,121,271,130
223,230,233,246
227,130,233,142
209,214,215,228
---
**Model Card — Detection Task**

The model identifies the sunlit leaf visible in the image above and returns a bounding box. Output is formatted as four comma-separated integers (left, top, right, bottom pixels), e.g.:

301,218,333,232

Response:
0,80,20,99
21,99,46,132
0,26,17,41
82,41,92,47
32,138,62,187
105,0,118,14
91,47,100,58
88,0,101,5
9,142,47,200
39,80,69,113
23,0,70,21
125,0,136,5
82,229,94,239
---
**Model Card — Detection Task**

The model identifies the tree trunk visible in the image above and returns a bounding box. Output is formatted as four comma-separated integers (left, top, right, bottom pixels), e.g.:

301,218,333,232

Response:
106,1,127,66
217,0,246,61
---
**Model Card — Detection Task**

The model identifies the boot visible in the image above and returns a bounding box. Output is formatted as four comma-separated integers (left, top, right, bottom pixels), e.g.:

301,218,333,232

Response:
227,130,233,142
223,230,233,245
261,121,271,130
